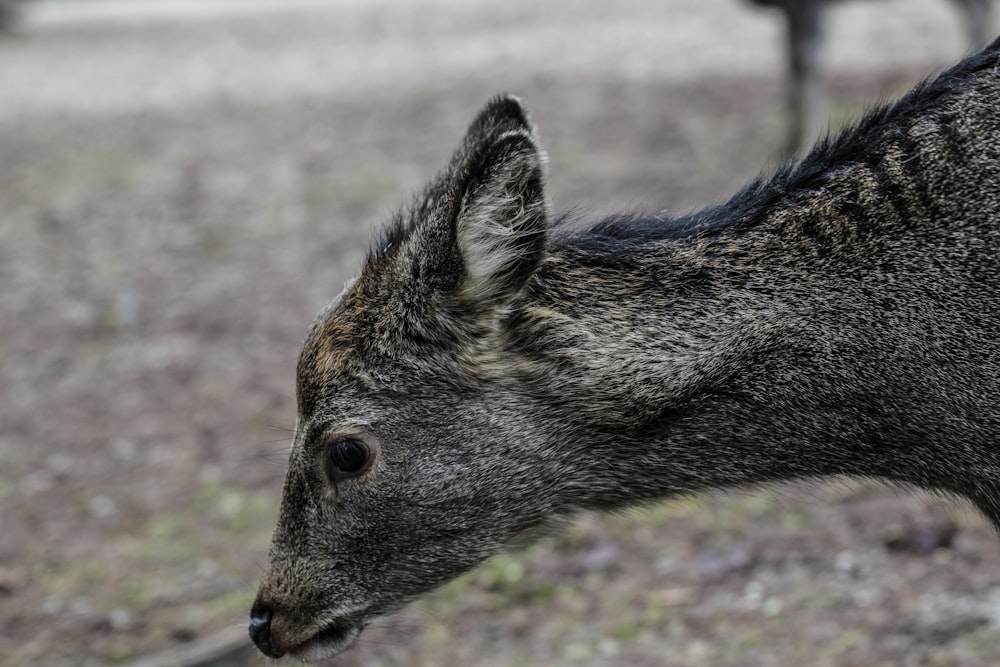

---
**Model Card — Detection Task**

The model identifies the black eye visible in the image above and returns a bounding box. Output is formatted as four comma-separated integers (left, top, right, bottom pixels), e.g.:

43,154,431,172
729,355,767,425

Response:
324,438,372,483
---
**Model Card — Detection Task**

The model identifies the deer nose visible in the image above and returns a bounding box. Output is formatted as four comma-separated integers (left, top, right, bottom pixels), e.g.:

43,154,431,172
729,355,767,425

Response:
249,600,285,658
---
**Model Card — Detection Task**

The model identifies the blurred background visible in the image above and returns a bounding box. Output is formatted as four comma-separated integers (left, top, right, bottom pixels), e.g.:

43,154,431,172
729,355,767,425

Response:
2,1,1000,665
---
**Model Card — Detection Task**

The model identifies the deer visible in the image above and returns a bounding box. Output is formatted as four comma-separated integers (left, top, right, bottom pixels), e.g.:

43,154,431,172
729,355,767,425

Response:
748,0,994,154
249,39,1000,661
0,0,28,32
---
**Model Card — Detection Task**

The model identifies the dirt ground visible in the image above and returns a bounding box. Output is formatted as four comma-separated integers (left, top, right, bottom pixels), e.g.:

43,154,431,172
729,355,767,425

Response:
2,1,1000,665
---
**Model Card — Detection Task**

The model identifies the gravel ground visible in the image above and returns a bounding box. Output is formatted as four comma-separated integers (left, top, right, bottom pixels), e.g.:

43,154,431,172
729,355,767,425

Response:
1,1,998,666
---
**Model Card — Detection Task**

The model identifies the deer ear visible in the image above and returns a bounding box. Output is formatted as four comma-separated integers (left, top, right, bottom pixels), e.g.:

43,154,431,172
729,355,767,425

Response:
368,97,548,320
451,98,549,305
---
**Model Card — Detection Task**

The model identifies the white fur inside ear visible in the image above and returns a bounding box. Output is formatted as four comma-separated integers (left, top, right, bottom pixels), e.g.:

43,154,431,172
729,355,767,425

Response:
458,187,544,298
455,132,547,302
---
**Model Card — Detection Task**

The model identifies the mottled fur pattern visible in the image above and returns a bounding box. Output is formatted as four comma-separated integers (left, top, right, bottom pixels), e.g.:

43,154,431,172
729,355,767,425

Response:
251,40,1000,660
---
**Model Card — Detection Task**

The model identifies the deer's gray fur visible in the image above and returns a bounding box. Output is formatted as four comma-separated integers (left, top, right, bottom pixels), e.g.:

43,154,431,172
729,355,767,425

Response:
250,40,1000,661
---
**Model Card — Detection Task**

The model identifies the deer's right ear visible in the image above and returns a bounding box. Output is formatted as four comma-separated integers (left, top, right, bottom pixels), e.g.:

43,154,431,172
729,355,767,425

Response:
450,109,548,306
365,97,548,329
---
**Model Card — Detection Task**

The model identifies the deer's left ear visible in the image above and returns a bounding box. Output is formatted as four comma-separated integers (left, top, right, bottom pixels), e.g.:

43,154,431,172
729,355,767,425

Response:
451,98,549,305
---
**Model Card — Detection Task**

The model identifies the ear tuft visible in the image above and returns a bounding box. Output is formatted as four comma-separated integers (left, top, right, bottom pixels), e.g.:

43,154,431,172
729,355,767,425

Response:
454,124,548,305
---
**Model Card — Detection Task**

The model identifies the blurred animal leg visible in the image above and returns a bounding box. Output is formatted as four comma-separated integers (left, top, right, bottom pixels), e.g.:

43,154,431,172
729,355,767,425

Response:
783,0,827,156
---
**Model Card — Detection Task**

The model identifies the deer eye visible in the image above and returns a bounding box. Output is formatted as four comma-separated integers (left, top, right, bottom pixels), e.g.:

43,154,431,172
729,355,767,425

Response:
324,437,373,483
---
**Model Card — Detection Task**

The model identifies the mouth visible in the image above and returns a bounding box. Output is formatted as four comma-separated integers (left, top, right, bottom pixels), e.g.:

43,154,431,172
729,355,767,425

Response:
288,617,364,662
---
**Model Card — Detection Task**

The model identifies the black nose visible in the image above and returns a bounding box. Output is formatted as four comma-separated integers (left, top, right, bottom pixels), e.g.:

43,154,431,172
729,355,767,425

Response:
249,600,284,658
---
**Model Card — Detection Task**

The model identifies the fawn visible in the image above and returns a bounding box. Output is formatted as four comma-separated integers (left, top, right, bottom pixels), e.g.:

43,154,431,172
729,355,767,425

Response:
250,40,1000,660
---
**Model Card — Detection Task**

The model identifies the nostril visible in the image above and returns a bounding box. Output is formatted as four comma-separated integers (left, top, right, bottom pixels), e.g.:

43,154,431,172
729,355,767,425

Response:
249,601,284,658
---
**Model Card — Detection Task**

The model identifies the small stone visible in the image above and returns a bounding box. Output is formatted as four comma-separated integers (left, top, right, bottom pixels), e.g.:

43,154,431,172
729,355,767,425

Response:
42,595,64,614
110,439,137,461
762,597,783,617
834,550,864,577
598,638,620,656
70,597,94,616
108,608,132,631
89,495,117,520
23,470,54,494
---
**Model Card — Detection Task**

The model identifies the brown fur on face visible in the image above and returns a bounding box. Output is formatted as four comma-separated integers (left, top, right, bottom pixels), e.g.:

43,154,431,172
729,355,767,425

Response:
253,41,1000,661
